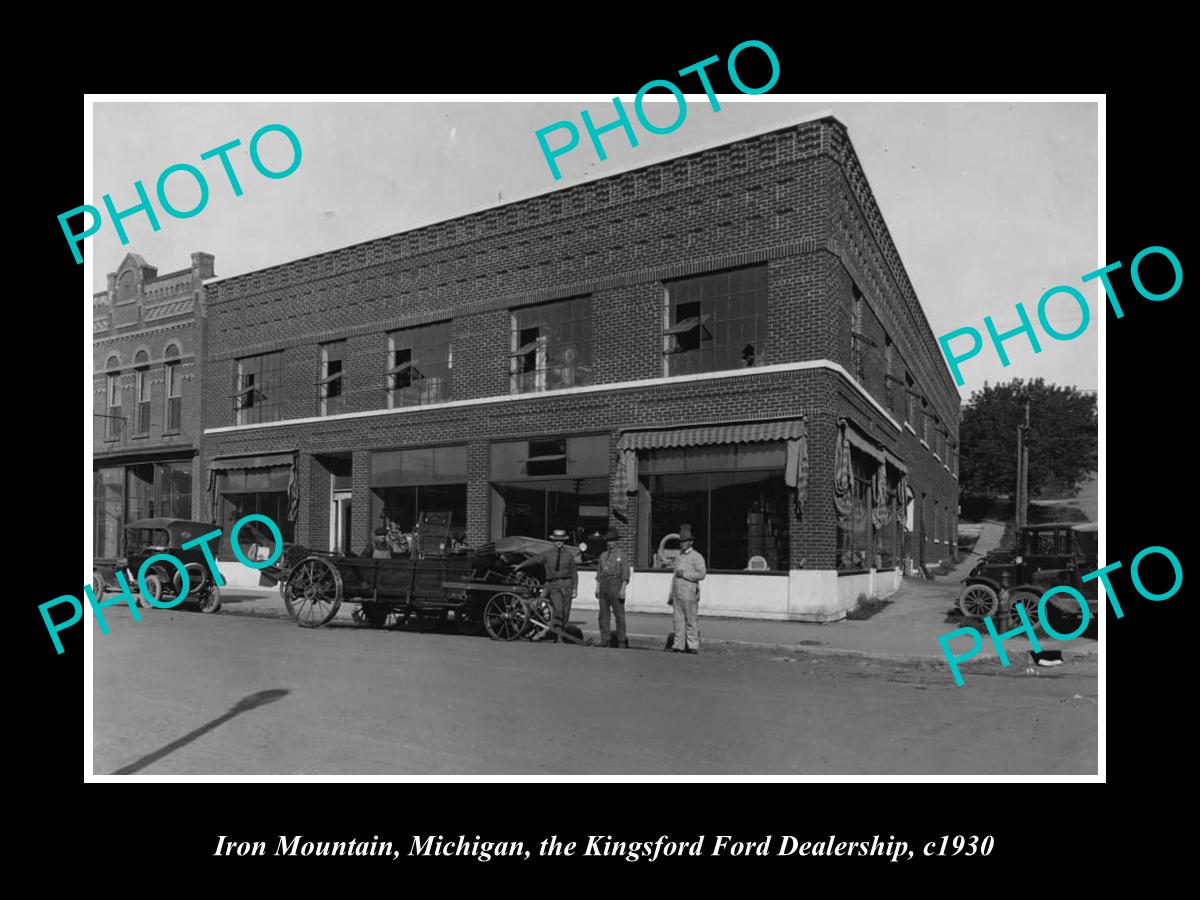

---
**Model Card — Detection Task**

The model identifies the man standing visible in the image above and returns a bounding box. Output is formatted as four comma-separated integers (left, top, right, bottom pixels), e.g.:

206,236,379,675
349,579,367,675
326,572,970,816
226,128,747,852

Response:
519,528,578,643
670,524,707,654
596,527,632,648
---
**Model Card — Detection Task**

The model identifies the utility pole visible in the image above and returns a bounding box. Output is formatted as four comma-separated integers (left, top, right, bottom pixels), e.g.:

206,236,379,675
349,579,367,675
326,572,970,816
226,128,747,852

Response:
1015,399,1030,528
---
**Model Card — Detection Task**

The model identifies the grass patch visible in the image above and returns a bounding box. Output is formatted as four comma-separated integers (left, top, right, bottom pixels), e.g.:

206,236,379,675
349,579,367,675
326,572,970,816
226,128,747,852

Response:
845,593,893,621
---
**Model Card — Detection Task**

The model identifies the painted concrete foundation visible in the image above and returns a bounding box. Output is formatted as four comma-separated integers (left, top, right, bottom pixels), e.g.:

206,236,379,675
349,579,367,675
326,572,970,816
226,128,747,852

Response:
243,559,905,623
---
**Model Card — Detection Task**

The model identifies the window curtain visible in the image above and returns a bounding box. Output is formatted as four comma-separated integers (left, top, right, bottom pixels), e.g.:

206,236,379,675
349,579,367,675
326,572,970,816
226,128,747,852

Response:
872,459,890,528
833,420,853,526
611,448,638,522
784,424,809,518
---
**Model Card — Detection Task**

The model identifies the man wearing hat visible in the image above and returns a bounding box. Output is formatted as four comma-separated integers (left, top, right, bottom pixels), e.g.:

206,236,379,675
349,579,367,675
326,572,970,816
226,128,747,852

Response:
517,528,578,642
670,524,707,654
595,527,632,648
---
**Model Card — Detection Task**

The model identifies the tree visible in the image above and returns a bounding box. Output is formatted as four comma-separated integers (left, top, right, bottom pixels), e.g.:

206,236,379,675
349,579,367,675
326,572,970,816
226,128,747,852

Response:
959,378,1097,498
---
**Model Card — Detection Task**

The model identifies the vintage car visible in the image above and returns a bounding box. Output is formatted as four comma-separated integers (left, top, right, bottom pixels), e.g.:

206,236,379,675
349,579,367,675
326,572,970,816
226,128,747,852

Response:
92,518,224,613
958,521,1098,632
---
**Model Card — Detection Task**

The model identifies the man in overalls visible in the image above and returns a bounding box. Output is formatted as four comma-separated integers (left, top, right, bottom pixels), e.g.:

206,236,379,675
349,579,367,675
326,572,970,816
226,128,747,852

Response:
520,528,578,642
595,527,632,648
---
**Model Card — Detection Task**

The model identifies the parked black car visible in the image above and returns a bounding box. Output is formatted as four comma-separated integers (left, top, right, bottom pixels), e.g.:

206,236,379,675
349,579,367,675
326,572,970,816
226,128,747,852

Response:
93,518,223,613
958,522,1098,632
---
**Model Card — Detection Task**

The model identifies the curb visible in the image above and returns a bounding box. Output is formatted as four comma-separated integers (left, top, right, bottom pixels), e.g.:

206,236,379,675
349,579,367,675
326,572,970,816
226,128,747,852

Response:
214,599,1099,666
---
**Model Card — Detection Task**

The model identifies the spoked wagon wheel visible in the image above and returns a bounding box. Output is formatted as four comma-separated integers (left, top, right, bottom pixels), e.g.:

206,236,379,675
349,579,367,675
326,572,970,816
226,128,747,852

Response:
1007,590,1042,633
284,557,343,628
958,584,999,619
522,595,555,640
455,607,486,636
483,592,529,641
91,570,106,600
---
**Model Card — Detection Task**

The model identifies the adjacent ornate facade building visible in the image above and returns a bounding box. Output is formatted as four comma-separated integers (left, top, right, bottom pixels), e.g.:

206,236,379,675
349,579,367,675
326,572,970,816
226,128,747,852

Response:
92,252,214,558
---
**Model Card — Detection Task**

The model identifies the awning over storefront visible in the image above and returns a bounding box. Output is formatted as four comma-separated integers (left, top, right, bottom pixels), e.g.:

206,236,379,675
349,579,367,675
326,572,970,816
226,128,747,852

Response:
883,449,908,475
209,452,296,472
207,451,299,524
614,419,808,520
617,419,807,451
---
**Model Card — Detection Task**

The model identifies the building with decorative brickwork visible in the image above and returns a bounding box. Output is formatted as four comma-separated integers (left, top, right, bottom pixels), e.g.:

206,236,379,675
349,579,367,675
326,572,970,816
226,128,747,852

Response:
200,113,960,620
92,252,214,558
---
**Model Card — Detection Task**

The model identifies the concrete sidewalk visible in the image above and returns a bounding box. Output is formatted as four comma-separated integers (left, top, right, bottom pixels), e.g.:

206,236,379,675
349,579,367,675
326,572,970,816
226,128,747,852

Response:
213,575,1097,665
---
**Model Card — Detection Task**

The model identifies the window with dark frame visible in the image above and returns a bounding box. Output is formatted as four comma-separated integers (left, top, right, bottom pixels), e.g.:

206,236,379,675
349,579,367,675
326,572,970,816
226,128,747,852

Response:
850,286,867,383
388,321,452,407
489,434,609,546
164,344,181,432
665,266,767,377
510,297,591,394
234,351,284,425
319,340,345,416
105,356,121,440
133,350,150,436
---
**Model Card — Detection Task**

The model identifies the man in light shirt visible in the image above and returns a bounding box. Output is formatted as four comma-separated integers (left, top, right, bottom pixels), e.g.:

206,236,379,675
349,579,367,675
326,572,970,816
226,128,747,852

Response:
670,523,707,654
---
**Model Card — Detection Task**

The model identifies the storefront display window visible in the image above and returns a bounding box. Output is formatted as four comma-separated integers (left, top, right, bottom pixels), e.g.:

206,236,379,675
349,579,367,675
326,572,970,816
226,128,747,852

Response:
639,442,790,571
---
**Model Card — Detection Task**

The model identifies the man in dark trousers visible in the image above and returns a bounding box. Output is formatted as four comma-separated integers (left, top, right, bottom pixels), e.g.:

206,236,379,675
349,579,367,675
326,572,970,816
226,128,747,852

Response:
518,528,578,642
596,527,632,647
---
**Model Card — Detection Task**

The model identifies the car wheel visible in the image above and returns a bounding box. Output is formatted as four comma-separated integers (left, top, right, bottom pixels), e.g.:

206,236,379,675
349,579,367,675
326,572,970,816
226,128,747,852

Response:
197,584,222,614
137,573,166,609
958,584,999,619
1007,590,1042,632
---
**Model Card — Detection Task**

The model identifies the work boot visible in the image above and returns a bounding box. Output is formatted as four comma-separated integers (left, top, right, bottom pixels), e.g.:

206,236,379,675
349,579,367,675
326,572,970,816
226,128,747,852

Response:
620,639,629,649
608,635,619,648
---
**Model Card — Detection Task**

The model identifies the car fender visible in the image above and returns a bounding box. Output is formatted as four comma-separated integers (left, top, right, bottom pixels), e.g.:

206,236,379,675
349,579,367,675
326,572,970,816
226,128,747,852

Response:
961,575,1004,596
1011,583,1088,615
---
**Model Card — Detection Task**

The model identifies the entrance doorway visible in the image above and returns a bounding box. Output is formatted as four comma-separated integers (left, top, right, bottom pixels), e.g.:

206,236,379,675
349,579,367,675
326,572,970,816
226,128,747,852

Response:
331,490,352,554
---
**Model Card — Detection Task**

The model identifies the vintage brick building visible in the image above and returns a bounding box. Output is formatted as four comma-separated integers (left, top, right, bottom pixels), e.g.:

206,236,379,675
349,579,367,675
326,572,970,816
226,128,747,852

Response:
201,114,960,620
92,252,214,558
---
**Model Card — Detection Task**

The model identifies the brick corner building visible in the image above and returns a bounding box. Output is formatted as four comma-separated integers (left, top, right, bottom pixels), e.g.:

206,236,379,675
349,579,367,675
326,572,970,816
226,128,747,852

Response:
200,113,960,620
92,251,215,558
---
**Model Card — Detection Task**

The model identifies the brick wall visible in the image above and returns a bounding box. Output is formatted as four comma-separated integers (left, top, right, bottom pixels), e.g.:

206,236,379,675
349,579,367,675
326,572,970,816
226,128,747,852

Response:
200,115,959,571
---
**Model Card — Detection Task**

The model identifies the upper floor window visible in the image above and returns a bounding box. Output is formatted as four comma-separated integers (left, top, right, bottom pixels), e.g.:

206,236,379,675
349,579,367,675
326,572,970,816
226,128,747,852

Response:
850,286,867,383
234,351,284,425
133,350,151,436
104,355,121,440
319,341,345,416
665,266,766,377
510,297,591,394
164,344,182,432
905,373,917,427
388,321,452,407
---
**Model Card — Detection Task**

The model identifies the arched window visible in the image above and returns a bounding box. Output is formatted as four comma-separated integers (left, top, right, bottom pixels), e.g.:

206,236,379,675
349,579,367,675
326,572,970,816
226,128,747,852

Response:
164,344,182,432
104,356,122,440
133,351,151,435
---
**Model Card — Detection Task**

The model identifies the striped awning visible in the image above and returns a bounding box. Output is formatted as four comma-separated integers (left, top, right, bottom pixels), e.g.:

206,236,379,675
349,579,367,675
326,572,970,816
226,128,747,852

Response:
617,419,806,451
209,451,296,471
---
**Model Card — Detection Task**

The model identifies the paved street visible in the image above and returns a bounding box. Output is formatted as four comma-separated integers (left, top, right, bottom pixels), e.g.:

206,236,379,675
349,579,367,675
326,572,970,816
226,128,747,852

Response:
93,607,1098,776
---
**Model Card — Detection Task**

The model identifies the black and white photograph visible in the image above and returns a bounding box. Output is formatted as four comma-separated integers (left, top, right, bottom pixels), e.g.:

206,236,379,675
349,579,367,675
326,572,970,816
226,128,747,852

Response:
84,95,1101,777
